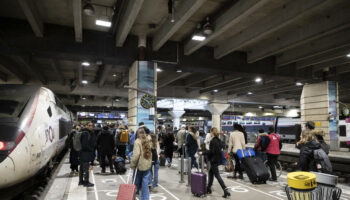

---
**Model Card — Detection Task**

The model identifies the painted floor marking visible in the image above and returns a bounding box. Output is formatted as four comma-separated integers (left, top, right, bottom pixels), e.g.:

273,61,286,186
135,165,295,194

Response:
91,170,99,200
158,184,180,200
67,175,87,200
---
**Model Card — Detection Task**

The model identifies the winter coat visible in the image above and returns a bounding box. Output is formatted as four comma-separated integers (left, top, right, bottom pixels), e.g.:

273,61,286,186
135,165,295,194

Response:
68,130,80,165
298,140,321,172
186,131,198,156
164,133,174,158
176,129,186,148
266,133,281,155
254,133,269,152
228,130,245,154
97,129,115,155
130,138,152,171
80,128,95,162
202,136,222,164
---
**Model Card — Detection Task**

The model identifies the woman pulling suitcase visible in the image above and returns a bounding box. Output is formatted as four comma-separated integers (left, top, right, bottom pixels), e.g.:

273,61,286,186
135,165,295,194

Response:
200,127,231,198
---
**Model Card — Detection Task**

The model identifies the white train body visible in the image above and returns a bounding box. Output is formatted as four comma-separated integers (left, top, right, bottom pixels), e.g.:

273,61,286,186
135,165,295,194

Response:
0,85,72,188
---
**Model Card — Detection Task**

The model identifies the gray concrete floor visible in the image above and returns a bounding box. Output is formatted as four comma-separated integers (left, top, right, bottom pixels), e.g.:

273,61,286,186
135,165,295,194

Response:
44,155,350,200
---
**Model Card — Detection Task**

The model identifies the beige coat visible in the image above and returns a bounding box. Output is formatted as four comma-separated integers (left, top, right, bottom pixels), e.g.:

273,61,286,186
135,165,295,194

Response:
228,130,245,154
130,139,152,171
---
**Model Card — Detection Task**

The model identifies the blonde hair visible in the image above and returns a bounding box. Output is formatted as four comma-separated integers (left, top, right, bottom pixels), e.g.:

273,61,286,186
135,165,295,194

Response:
210,127,220,137
137,128,151,160
311,129,324,136
300,130,316,144
151,133,157,149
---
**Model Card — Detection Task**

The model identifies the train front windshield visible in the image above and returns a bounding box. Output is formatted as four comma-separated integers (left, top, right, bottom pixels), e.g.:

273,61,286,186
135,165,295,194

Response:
0,88,33,118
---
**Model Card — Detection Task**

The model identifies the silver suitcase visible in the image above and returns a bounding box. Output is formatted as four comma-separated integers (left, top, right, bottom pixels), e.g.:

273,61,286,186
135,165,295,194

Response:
178,158,188,174
311,171,338,186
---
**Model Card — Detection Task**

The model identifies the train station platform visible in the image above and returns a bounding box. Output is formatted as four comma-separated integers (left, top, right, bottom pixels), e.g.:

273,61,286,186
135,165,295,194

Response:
42,153,350,200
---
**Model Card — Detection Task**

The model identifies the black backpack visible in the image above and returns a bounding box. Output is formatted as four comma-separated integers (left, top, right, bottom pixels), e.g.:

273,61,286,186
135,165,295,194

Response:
114,157,126,174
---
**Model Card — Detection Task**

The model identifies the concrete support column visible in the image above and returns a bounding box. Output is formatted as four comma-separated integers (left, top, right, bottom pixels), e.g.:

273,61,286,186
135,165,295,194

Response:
169,110,185,129
206,103,230,133
300,81,339,150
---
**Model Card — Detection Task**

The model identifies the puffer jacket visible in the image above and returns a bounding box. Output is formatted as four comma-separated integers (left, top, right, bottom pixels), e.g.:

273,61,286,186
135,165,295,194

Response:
130,138,152,171
298,140,321,172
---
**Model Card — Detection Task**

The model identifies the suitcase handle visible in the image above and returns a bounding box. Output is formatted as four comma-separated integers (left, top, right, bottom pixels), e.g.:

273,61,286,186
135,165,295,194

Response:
132,169,138,184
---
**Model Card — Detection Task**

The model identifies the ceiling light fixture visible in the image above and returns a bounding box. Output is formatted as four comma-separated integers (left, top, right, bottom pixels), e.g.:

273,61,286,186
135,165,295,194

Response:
203,17,213,35
82,80,88,84
96,19,111,27
296,82,303,86
168,0,175,23
82,97,86,100
192,24,206,41
115,98,120,102
83,0,95,16
347,53,350,58
157,68,163,72
81,62,90,66
255,77,262,83
82,105,86,107
176,69,182,73
113,73,117,77
248,91,253,95
213,89,218,93
259,106,263,109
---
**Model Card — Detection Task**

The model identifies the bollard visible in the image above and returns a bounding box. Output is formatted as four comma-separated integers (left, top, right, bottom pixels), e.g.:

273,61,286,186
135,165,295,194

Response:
200,154,204,173
187,158,192,187
179,146,185,183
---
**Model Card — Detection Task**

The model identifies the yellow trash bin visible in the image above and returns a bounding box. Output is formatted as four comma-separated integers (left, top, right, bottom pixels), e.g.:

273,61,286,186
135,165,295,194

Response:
285,172,321,200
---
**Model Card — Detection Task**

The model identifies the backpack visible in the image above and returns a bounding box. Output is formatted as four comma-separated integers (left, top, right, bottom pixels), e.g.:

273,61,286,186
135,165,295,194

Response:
72,131,82,151
151,148,158,163
313,148,332,173
319,141,330,155
114,157,126,174
120,129,129,143
261,136,270,151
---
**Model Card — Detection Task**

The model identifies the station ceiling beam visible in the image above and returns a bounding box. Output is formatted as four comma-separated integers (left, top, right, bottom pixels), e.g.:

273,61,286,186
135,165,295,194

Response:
72,0,82,42
0,55,27,83
214,0,332,59
248,2,350,63
276,28,350,67
184,0,273,56
311,57,350,72
0,71,7,82
199,77,242,94
14,55,47,85
115,0,145,47
184,74,219,87
153,0,206,51
18,0,43,37
98,64,112,87
50,59,65,85
158,72,191,89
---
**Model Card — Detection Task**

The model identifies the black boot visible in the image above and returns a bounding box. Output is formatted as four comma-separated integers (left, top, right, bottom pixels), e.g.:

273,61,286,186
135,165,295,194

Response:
206,187,212,194
223,188,231,198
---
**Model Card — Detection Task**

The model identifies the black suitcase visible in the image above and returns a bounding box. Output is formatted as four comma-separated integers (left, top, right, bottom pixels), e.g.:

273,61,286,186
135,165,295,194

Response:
242,157,269,184
159,151,166,166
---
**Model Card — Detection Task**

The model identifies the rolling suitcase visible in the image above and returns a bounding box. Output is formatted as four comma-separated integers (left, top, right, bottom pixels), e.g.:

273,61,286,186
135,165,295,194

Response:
191,155,206,197
159,151,166,166
178,158,188,174
117,169,137,200
242,157,269,184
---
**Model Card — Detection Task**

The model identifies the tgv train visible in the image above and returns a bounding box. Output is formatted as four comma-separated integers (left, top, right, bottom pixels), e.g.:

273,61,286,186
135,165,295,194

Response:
0,85,73,188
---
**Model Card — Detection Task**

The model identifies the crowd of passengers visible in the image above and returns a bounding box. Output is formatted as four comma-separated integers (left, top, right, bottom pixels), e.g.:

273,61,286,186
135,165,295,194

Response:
66,120,330,200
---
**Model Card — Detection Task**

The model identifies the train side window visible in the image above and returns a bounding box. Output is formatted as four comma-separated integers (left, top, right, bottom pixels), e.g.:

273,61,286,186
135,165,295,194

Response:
47,106,52,117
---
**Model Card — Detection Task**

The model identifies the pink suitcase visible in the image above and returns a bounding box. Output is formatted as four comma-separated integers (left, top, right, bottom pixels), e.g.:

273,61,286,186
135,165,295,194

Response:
117,169,137,200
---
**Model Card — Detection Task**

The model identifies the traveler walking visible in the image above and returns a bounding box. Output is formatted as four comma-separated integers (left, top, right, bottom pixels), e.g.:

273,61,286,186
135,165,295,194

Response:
79,122,95,187
131,128,152,200
97,125,115,173
164,129,175,167
264,127,282,181
186,126,199,169
68,125,81,173
176,125,186,156
149,134,160,189
254,129,268,162
200,127,231,198
115,125,129,159
227,123,245,179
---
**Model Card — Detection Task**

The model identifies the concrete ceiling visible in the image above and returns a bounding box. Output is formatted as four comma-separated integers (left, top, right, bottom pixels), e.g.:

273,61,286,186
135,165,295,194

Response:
1,0,350,112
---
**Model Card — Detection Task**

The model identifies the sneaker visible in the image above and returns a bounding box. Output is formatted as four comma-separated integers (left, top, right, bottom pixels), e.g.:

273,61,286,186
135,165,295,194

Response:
167,163,171,167
78,181,84,186
110,170,115,174
84,182,94,187
101,169,106,174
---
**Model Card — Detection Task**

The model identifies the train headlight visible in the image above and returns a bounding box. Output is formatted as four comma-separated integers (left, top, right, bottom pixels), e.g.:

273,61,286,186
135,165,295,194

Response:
0,141,15,151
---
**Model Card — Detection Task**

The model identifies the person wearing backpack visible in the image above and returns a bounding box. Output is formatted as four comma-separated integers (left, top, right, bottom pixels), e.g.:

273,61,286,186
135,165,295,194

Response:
227,123,245,179
68,125,81,174
79,122,95,187
264,127,282,181
312,129,330,155
115,125,129,159
149,134,160,190
185,126,199,170
254,129,268,162
97,125,115,173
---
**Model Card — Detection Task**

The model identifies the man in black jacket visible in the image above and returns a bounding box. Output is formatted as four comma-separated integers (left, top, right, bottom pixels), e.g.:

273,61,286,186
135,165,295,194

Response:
97,125,115,173
79,122,95,187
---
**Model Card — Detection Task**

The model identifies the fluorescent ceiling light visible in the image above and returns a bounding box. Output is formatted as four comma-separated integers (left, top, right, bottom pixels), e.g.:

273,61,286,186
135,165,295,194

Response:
213,89,218,93
176,69,182,73
347,53,350,58
255,77,262,83
82,97,86,100
113,73,117,77
115,98,120,102
259,106,263,109
192,35,206,41
81,62,90,66
82,80,88,84
82,105,86,107
157,68,162,72
96,20,111,27
247,91,253,95
296,82,303,86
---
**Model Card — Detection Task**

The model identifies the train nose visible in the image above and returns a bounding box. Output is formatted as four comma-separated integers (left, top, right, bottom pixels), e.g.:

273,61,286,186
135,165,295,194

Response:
0,156,15,188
